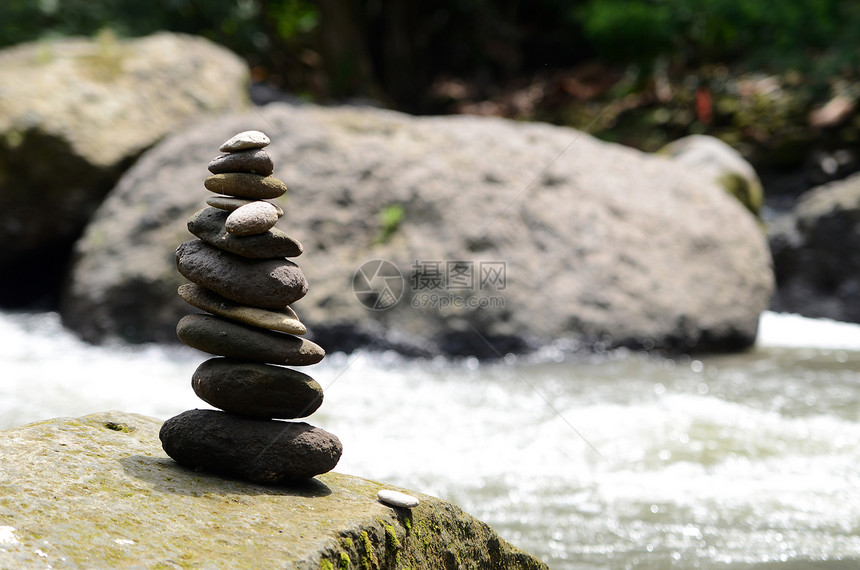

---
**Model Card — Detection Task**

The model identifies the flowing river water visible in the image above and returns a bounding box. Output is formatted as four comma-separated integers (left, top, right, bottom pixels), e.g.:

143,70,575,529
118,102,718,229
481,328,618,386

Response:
2,309,859,569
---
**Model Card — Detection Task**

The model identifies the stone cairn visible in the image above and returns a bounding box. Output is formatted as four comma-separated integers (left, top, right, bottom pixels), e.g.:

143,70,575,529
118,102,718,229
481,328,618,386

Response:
159,130,342,484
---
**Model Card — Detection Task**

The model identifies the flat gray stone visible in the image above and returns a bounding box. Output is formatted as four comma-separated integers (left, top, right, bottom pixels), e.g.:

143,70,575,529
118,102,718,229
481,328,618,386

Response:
219,130,270,152
208,149,274,175
192,357,323,418
178,283,307,335
160,409,341,483
204,173,287,199
206,196,284,217
187,208,302,259
226,201,280,236
176,314,325,365
176,239,307,308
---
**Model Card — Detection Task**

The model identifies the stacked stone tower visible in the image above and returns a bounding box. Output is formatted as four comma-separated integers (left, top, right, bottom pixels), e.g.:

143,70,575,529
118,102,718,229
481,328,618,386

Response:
160,131,342,484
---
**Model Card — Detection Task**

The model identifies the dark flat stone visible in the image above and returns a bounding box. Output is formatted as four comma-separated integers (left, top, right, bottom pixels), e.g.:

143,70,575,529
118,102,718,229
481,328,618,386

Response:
187,208,302,258
192,357,323,418
208,149,274,175
178,283,307,335
176,314,325,365
176,240,307,308
204,173,287,199
160,409,342,483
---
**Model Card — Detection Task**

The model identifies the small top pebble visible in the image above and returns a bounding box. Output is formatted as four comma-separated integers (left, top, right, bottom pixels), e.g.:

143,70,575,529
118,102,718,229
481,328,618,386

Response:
219,130,270,153
377,489,420,509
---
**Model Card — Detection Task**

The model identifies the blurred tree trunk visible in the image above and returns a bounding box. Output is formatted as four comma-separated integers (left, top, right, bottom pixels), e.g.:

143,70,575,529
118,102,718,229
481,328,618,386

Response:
317,0,380,100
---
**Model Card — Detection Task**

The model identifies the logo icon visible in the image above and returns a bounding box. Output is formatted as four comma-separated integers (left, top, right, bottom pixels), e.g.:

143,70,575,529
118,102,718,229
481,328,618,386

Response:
353,259,404,310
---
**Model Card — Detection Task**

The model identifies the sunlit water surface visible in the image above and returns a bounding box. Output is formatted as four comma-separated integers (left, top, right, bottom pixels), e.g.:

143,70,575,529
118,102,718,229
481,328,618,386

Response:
2,310,860,569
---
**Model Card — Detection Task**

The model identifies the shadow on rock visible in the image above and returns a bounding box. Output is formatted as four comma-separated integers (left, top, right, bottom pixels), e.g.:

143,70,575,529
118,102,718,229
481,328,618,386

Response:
118,454,332,498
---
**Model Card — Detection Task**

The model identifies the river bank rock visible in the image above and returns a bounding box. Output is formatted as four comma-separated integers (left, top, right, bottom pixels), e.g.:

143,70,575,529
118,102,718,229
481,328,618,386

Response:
0,412,546,569
769,173,860,323
660,134,764,216
61,102,773,355
0,31,249,306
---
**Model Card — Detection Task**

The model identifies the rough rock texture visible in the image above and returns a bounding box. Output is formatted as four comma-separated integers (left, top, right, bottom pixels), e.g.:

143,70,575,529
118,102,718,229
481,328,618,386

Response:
769,173,860,323
0,412,546,569
0,32,249,306
62,103,773,354
660,134,764,216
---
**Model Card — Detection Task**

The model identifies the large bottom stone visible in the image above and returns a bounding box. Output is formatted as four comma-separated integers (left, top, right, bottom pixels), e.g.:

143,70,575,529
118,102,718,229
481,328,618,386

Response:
192,357,323,418
160,409,342,483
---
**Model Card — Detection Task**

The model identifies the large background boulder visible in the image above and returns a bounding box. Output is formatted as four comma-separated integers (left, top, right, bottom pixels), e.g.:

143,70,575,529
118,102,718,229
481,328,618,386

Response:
0,32,249,306
0,412,545,569
770,173,860,323
61,102,773,356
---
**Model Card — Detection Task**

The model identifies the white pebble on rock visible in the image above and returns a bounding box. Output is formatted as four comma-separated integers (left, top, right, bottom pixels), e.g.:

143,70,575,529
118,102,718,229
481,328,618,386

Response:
219,130,270,153
225,201,280,236
377,489,420,509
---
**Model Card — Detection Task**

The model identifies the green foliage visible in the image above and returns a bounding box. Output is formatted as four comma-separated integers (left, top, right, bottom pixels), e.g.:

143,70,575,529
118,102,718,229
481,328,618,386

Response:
266,0,318,39
374,204,405,245
577,0,857,73
577,0,676,63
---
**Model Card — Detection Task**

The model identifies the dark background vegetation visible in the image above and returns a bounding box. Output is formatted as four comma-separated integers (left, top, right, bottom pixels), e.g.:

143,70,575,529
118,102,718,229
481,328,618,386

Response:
3,0,860,189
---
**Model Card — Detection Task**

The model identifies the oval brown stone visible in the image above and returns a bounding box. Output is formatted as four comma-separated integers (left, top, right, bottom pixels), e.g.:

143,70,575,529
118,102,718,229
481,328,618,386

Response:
204,173,287,199
175,240,307,308
187,208,302,259
176,314,325,365
159,409,342,483
192,358,323,419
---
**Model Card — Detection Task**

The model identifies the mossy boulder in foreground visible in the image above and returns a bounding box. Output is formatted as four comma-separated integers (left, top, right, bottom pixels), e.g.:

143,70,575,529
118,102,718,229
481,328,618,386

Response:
0,412,547,569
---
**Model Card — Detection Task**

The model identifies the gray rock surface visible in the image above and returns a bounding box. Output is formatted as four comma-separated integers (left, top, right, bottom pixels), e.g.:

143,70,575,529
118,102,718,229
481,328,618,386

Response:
160,409,340,482
0,32,249,304
769,173,860,323
176,314,325,365
176,239,308,308
191,357,323,418
0,412,547,568
62,102,773,354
